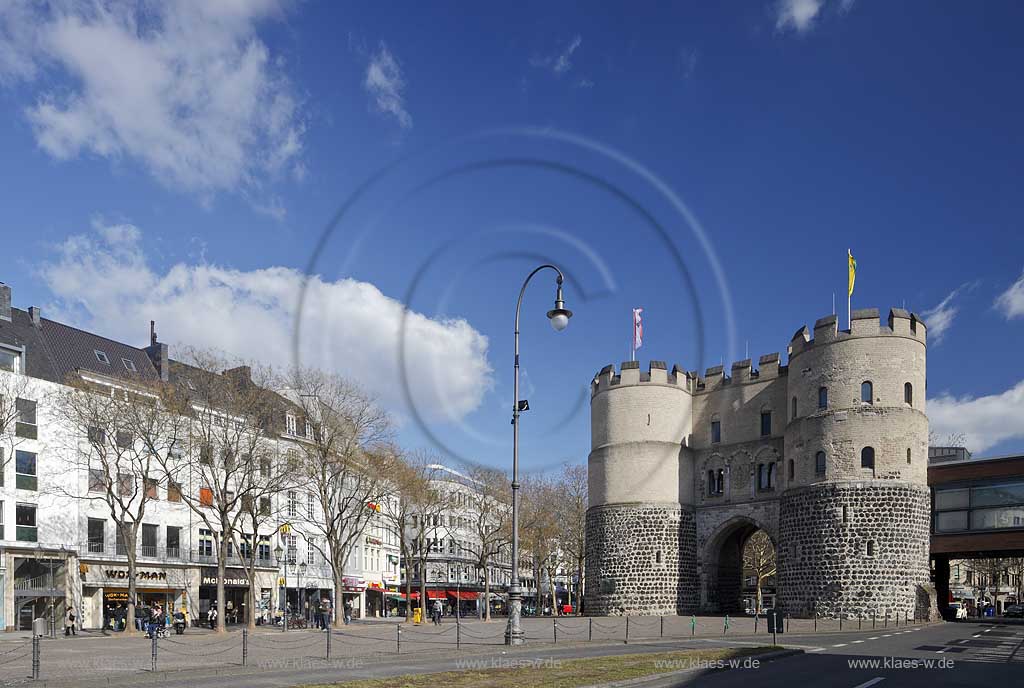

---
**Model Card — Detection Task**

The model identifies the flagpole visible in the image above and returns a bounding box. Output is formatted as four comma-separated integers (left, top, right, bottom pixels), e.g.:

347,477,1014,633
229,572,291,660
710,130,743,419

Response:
630,309,635,362
847,249,852,331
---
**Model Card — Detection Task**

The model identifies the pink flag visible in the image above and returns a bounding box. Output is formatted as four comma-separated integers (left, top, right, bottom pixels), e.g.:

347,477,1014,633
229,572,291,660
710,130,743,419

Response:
633,308,643,357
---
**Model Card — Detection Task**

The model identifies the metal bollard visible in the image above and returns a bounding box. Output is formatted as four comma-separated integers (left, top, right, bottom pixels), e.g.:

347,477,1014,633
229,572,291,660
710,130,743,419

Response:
457,618,462,649
840,610,843,631
397,625,401,654
660,615,664,638
691,615,696,637
786,613,790,634
754,614,758,634
624,616,629,644
858,614,862,631
151,632,158,672
242,628,248,666
31,636,39,680
724,615,730,636
327,627,332,660
552,617,557,645
885,611,888,628
873,609,876,629
814,610,817,632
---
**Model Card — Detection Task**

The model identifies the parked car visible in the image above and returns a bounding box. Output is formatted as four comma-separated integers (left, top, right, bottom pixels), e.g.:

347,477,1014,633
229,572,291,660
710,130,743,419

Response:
1003,604,1024,618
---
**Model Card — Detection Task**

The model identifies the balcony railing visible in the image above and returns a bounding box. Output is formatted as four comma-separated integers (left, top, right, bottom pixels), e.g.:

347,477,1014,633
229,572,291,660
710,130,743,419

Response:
84,542,274,567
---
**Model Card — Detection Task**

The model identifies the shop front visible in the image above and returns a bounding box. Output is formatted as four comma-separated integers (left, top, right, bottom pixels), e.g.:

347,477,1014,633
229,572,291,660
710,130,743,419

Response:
80,563,189,631
200,567,256,625
341,576,365,620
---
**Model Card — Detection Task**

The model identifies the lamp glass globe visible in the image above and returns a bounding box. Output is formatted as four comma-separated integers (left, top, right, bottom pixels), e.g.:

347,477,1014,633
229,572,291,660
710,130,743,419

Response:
549,313,570,332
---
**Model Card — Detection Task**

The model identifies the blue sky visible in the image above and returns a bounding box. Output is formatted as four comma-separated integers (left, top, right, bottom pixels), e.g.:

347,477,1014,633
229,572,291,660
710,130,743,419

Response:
1,0,1023,469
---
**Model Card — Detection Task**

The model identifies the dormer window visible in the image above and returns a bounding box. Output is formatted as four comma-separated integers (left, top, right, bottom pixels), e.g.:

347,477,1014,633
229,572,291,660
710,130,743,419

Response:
305,421,314,439
286,414,297,435
122,358,137,372
0,345,22,373
94,350,110,365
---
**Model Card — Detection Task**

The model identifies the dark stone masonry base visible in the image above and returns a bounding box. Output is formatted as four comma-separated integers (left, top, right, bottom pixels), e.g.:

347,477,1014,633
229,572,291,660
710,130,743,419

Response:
777,482,937,620
584,503,699,616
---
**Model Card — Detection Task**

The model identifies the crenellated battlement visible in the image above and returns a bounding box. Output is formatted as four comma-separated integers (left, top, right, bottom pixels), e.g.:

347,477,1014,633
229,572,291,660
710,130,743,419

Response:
788,307,926,358
592,351,788,397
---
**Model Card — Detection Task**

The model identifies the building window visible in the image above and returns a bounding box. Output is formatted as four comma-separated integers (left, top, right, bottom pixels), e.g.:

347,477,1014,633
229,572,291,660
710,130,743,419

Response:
88,468,105,493
861,446,875,469
842,506,849,524
167,480,181,502
144,478,159,499
259,456,271,478
760,411,772,437
815,451,826,476
115,430,132,449
788,459,794,481
286,414,297,435
907,448,912,465
200,444,213,465
15,398,37,439
287,534,297,564
711,420,721,444
167,526,181,558
199,486,214,507
655,550,662,564
15,450,37,491
141,523,158,557
117,472,132,496
287,490,297,517
758,463,775,491
121,358,137,372
818,386,828,409
0,346,21,373
259,496,271,516
199,529,214,557
88,518,105,553
307,492,315,519
15,502,37,542
258,535,271,562
94,350,110,365
904,382,913,406
792,397,798,420
866,540,876,557
87,426,106,445
861,381,873,404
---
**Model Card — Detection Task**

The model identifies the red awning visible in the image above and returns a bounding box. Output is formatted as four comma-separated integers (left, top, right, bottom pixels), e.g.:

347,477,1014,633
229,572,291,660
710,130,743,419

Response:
398,592,420,599
426,590,447,600
447,590,479,600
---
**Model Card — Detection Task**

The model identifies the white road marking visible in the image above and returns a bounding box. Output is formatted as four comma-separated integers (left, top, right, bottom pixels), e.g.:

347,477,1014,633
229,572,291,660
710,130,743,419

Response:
851,678,885,688
881,634,892,638
810,647,827,652
833,643,848,647
852,640,864,644
868,636,879,640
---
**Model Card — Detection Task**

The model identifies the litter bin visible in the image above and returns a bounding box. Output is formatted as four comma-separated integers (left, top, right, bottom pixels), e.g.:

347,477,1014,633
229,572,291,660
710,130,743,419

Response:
32,617,47,637
413,608,422,624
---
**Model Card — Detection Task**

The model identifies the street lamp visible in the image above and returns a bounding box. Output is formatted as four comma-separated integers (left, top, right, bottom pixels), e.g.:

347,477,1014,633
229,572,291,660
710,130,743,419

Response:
274,542,289,632
299,561,308,623
506,265,572,646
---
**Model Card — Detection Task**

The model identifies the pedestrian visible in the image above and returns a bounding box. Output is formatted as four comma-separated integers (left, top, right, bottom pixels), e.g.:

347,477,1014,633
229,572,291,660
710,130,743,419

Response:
207,603,218,629
343,599,353,625
64,607,77,636
320,599,331,630
432,599,443,625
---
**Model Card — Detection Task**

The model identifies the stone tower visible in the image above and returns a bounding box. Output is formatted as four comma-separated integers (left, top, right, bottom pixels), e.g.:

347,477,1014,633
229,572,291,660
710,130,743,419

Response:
584,307,935,619
778,308,932,619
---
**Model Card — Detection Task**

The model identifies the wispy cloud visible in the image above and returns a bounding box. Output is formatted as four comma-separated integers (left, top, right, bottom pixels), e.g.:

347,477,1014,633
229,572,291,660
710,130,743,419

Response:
364,41,412,129
930,380,1024,454
995,268,1024,320
39,220,492,424
530,35,583,77
921,282,977,344
679,47,699,80
775,0,824,33
0,1,304,202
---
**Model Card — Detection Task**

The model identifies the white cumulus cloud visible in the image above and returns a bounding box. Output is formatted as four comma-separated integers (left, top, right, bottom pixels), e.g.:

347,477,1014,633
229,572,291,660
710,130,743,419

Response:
0,0,304,201
38,220,492,424
921,282,975,344
995,268,1024,320
364,41,411,129
929,380,1024,454
775,0,824,33
530,35,583,77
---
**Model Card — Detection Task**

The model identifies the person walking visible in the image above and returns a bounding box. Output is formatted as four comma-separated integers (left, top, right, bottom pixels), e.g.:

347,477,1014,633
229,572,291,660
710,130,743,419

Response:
432,599,443,625
207,603,218,629
64,607,77,636
343,599,353,626
320,599,331,630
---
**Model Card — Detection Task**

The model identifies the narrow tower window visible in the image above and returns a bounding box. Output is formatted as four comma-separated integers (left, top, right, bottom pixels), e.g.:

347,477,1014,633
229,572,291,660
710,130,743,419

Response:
818,386,828,409
791,396,798,420
904,382,913,406
815,451,826,475
861,446,875,469
861,381,873,404
711,420,721,444
907,448,912,465
866,540,876,556
788,459,794,481
760,411,772,437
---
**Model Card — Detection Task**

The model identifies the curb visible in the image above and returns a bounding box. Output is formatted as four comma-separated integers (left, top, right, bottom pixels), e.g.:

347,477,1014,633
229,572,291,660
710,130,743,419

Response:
583,648,804,688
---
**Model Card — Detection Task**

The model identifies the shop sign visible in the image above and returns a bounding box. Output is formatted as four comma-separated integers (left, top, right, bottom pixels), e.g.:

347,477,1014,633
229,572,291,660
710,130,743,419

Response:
365,536,382,546
382,572,397,583
201,567,249,587
91,568,169,583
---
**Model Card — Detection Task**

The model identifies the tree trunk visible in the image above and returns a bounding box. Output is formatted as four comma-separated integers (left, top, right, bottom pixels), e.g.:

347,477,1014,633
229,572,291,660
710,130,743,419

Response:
246,564,258,630
404,563,413,623
216,537,227,633
419,559,428,620
333,567,345,629
484,564,491,621
125,543,138,636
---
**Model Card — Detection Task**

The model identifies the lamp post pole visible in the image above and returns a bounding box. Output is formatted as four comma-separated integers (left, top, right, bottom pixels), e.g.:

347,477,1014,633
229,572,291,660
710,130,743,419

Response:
506,265,572,646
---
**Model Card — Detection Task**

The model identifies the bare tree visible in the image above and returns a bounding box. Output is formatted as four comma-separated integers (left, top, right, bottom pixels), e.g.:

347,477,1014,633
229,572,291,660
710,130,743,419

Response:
555,462,587,614
378,455,451,621
158,349,281,633
51,372,183,635
520,475,561,614
283,368,394,628
461,465,511,621
742,531,776,614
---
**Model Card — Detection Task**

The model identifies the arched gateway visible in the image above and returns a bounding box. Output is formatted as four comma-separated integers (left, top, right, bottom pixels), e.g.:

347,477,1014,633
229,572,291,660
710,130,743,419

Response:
585,308,938,619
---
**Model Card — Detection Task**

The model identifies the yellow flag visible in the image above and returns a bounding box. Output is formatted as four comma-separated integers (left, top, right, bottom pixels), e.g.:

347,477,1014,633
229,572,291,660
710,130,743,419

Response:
848,249,857,297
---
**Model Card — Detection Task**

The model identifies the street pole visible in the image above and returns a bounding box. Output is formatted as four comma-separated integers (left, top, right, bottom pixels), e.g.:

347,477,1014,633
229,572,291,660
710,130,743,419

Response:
506,265,572,647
